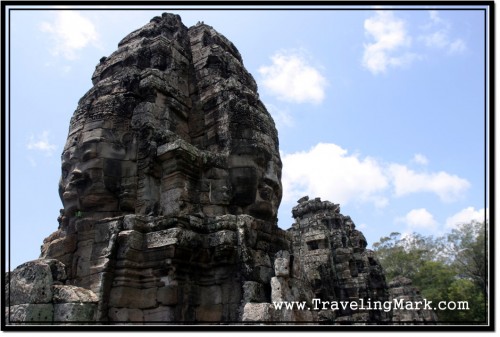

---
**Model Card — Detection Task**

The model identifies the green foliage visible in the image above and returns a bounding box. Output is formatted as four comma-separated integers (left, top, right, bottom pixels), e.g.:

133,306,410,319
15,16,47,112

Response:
447,278,486,322
372,232,444,281
446,221,487,297
372,221,487,323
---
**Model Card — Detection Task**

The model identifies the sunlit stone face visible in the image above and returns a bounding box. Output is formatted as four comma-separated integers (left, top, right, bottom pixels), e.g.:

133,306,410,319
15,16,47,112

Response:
59,128,137,217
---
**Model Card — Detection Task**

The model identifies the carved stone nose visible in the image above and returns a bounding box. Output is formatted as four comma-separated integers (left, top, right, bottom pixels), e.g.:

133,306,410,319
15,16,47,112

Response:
263,162,280,190
71,169,83,179
68,169,87,187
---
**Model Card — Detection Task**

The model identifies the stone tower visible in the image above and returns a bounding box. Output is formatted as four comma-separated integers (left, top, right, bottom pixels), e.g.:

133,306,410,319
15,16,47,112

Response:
5,13,435,325
289,197,390,322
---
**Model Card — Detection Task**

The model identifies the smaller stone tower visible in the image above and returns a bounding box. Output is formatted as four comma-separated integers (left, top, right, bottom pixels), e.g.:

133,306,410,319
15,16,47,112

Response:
288,196,391,323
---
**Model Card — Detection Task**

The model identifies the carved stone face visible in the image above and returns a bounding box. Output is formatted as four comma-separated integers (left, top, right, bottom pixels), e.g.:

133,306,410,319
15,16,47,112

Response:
224,98,283,222
228,150,282,222
59,130,137,217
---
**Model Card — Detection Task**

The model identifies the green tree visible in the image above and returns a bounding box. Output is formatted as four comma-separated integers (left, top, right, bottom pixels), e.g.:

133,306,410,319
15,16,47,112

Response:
372,221,488,323
372,232,443,281
447,278,486,322
445,220,487,298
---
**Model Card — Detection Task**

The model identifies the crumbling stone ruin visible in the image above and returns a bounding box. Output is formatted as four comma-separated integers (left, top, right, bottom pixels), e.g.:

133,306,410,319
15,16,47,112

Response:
5,13,436,325
388,277,437,323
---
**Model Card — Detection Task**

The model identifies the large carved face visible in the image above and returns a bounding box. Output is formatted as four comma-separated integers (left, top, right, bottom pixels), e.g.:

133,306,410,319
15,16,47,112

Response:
228,151,282,221
226,99,283,222
59,128,136,217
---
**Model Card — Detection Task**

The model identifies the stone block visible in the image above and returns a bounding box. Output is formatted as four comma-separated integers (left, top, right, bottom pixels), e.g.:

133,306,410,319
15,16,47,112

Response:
202,205,227,217
243,281,266,303
90,242,112,261
256,266,273,284
8,260,58,305
53,303,97,322
79,271,112,295
222,303,241,321
118,230,144,251
52,285,98,303
123,214,139,230
94,220,121,243
43,235,77,259
143,306,175,321
7,304,54,323
199,285,222,305
108,307,144,322
146,229,178,249
195,304,222,322
271,276,292,303
159,189,183,216
242,303,272,322
157,285,178,305
208,229,236,247
274,255,290,278
218,281,240,305
213,245,237,263
252,249,272,268
109,286,157,309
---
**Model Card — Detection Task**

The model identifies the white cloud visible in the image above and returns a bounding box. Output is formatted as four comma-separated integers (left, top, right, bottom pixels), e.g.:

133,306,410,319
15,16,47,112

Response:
281,142,470,210
40,11,99,60
358,223,368,230
448,38,467,54
258,50,327,104
27,131,57,156
445,207,487,229
397,208,438,231
389,164,470,202
362,11,418,74
419,11,466,55
421,30,449,48
281,143,389,208
412,153,429,165
429,10,445,26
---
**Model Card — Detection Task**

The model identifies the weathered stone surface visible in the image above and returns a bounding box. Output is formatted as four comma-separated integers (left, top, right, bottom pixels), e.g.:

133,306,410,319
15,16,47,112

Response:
6,13,436,326
53,303,97,322
143,306,175,322
109,287,158,309
5,259,98,324
8,304,54,323
157,285,178,306
52,285,99,303
388,276,438,324
274,250,290,277
242,303,273,322
288,197,391,323
243,281,266,303
8,259,66,305
108,307,144,322
8,263,53,305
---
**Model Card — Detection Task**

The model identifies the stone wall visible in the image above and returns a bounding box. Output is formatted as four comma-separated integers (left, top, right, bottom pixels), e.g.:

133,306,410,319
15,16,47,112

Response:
6,259,98,324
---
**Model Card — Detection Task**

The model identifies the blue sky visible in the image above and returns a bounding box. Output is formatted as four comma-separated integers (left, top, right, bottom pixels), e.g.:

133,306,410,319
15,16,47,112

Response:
5,5,490,270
